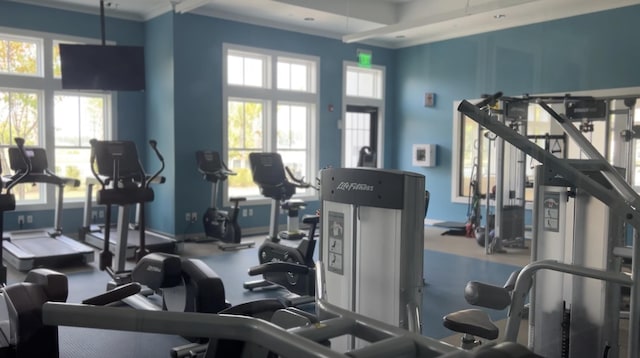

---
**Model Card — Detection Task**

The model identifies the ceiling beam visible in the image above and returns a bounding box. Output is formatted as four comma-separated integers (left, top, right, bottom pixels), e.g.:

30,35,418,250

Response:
342,0,538,43
174,0,214,14
273,0,397,25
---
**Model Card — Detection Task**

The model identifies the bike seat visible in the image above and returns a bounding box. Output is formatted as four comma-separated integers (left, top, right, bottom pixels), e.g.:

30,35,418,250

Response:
443,308,499,340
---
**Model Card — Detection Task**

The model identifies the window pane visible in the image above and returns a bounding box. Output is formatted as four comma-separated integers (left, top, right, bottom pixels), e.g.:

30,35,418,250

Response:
277,60,309,92
244,57,263,87
227,99,264,198
346,66,383,99
290,64,307,91
279,150,307,183
228,52,265,88
344,112,371,168
0,90,41,201
0,37,39,76
54,93,107,201
55,147,90,200
277,62,291,90
460,116,478,197
0,91,40,145
227,149,260,198
346,71,358,97
228,100,263,149
277,104,307,150
357,72,374,98
80,96,105,142
228,55,244,85
52,42,62,78
54,96,80,146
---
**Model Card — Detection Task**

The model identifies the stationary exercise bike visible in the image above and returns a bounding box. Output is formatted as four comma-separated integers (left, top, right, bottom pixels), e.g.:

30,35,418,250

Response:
243,152,319,300
195,150,254,250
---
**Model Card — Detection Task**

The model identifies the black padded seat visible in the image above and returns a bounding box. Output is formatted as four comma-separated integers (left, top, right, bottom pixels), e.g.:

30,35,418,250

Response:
443,308,499,340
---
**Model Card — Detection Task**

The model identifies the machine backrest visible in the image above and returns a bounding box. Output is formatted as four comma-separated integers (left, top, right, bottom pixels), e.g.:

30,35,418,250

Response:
357,146,376,168
8,147,48,173
195,150,222,174
92,140,145,181
249,152,296,201
249,152,286,186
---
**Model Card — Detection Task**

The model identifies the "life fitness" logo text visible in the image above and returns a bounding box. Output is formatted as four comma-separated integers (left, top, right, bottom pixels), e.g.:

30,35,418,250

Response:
336,182,374,192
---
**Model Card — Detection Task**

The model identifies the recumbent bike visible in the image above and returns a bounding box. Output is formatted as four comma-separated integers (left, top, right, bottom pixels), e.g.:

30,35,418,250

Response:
243,152,319,301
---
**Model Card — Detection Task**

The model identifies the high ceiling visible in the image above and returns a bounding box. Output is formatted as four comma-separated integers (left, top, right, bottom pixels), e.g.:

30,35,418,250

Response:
10,0,640,48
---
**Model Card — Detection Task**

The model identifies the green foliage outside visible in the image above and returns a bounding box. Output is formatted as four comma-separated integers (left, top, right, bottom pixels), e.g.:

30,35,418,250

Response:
228,101,262,188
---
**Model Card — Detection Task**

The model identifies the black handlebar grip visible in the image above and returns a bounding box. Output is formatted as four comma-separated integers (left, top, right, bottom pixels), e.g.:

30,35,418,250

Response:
149,140,164,162
464,281,512,310
475,91,503,108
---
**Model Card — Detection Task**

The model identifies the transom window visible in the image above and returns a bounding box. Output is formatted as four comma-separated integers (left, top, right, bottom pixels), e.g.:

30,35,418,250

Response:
345,65,383,99
0,34,42,77
0,28,112,207
223,44,318,202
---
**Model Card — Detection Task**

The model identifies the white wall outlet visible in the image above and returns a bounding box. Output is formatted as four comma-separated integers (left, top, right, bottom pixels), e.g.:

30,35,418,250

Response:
18,215,24,224
185,212,192,222
27,215,33,224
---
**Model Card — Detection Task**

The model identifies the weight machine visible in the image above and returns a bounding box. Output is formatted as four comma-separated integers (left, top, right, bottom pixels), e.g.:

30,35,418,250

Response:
319,167,425,351
458,92,640,358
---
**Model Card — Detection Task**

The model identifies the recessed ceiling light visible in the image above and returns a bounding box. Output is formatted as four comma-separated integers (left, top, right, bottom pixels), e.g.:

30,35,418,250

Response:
304,17,315,21
494,14,506,19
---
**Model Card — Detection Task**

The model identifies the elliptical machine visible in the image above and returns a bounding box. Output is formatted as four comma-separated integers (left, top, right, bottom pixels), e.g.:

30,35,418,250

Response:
89,139,225,315
243,152,319,300
195,150,254,250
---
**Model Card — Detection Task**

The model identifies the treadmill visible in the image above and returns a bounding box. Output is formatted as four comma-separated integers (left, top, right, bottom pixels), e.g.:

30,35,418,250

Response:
3,145,94,271
78,143,179,259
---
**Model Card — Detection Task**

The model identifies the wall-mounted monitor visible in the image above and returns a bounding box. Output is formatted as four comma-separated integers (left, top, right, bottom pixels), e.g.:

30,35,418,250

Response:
59,44,146,91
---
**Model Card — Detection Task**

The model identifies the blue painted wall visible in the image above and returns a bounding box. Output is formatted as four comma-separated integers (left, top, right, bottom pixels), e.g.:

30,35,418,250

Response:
144,13,176,234
395,5,640,223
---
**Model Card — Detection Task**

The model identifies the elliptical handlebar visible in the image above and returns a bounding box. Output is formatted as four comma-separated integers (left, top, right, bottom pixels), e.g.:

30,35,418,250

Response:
88,139,105,189
285,166,318,190
6,137,32,193
145,140,165,189
475,91,503,109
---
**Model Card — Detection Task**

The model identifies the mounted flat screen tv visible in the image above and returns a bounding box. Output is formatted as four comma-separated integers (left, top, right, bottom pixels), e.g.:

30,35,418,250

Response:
59,44,146,91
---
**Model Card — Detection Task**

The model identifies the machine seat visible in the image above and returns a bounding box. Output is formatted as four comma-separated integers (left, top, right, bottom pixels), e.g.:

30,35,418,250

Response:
443,309,499,340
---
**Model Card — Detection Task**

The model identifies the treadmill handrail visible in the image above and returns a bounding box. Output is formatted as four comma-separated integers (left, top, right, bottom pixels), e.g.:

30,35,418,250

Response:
5,138,31,193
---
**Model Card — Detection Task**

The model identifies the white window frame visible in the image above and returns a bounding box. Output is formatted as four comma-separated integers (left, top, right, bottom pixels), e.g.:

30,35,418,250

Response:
222,43,319,205
0,26,115,211
342,61,385,168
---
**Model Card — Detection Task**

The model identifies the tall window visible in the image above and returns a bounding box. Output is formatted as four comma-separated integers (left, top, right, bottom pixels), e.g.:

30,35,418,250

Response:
54,93,108,200
223,44,318,201
0,29,112,207
343,63,384,167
